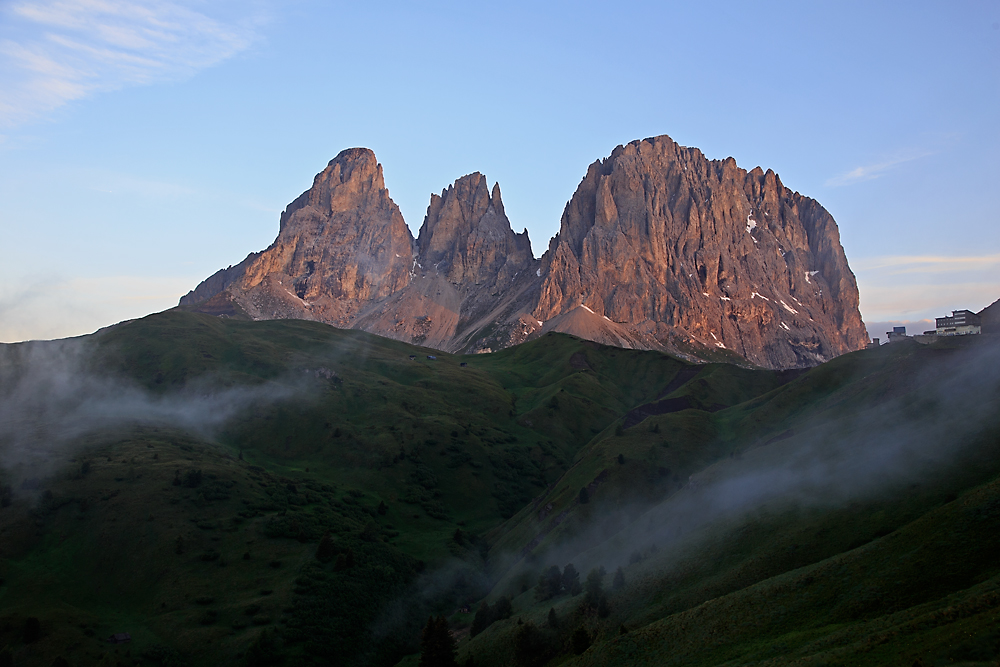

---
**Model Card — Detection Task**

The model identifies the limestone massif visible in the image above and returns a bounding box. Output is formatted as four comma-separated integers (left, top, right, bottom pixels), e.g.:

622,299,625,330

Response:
180,136,868,368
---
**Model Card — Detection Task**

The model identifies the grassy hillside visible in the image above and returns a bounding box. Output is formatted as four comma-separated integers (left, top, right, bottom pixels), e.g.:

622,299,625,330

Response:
0,311,726,666
455,336,1000,667
0,312,997,666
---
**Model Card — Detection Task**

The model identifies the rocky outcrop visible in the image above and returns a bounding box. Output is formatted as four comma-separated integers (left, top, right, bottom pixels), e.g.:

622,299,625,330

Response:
417,173,534,287
351,173,541,351
180,148,414,327
180,136,867,368
532,136,867,367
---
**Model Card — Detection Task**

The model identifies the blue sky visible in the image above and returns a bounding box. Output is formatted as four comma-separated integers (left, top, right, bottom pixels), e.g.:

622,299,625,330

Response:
1,0,998,343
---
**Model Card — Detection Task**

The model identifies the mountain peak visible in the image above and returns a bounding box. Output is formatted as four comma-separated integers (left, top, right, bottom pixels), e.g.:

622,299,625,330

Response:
416,173,532,285
181,137,866,368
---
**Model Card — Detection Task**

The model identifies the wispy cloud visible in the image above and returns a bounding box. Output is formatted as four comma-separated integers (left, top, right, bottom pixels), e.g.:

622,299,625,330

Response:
854,252,1000,321
852,253,1000,275
0,0,263,127
825,149,934,187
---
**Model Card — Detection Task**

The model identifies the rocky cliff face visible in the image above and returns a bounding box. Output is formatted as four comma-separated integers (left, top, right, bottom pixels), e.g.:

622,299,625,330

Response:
350,172,540,351
532,136,867,367
417,174,534,287
180,148,414,326
180,136,867,368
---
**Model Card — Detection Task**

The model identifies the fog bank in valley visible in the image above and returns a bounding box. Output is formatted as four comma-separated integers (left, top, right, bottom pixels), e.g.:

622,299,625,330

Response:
0,337,299,482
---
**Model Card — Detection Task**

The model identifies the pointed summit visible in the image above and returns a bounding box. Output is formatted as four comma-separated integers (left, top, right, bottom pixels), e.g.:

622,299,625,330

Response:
416,173,532,285
181,148,414,326
490,181,505,217
182,135,865,368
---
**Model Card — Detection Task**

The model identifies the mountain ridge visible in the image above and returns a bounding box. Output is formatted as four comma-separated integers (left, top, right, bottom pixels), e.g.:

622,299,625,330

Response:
180,136,867,369
1,312,997,667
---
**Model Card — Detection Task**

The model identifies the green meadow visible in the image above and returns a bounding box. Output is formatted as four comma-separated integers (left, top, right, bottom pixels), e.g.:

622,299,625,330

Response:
0,311,997,666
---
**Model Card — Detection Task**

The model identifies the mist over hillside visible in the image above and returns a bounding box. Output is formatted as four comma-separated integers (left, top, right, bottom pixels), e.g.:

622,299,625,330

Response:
0,312,997,667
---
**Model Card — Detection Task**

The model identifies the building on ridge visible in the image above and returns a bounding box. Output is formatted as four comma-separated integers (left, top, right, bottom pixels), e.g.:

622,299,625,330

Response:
885,326,908,342
935,310,981,336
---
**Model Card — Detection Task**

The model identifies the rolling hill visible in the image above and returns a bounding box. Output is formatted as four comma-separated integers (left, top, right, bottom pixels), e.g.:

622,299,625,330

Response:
0,312,997,666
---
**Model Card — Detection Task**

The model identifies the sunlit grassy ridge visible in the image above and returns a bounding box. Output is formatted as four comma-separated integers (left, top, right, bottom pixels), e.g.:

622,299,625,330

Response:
0,312,997,666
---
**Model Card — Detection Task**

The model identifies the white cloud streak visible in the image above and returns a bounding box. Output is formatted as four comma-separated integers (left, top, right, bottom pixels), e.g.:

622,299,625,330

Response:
852,253,1000,275
0,0,261,126
825,149,934,187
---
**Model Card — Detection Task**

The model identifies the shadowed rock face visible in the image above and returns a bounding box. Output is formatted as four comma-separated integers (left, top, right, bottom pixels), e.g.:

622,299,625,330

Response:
417,173,534,287
180,136,867,368
350,173,540,352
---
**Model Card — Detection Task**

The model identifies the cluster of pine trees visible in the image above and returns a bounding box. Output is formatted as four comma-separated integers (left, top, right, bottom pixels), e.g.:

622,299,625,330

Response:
469,596,513,637
459,563,627,666
535,563,581,600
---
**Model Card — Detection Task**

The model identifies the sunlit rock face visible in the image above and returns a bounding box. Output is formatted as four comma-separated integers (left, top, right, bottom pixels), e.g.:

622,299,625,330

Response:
181,148,414,327
181,136,866,368
533,136,867,368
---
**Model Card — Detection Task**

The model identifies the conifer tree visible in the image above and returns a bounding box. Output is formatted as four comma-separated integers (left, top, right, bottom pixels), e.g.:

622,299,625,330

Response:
584,568,604,606
470,601,492,637
536,565,562,600
360,521,379,542
562,563,581,596
598,596,611,619
513,621,545,667
316,530,336,562
242,628,280,667
493,596,512,620
613,566,625,590
571,628,590,655
419,615,457,667
547,607,558,628
333,547,355,571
